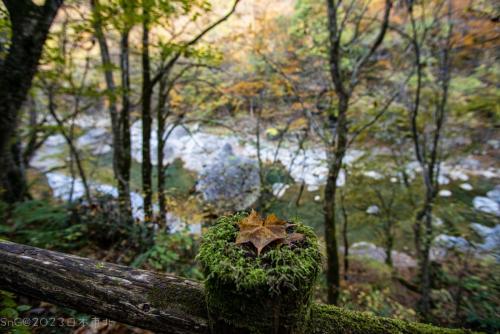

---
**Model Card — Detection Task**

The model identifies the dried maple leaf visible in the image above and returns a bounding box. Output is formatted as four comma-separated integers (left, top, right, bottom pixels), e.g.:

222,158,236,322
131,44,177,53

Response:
235,210,292,255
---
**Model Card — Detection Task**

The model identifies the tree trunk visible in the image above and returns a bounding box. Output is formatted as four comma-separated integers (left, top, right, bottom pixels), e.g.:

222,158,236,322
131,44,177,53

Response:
323,95,349,305
324,0,349,305
142,2,153,223
0,0,63,202
157,77,168,228
407,2,453,315
323,170,340,305
254,100,269,211
323,0,391,304
385,223,394,267
417,202,434,316
90,0,132,220
295,181,305,207
340,191,349,281
1,139,26,203
119,30,132,221
47,88,92,204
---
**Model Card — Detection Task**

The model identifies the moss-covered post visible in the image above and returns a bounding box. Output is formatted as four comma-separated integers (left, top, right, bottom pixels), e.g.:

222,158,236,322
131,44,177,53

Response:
198,212,322,334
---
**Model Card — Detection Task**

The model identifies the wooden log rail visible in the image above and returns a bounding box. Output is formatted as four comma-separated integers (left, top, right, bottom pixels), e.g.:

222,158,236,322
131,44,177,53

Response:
0,241,208,334
0,240,472,334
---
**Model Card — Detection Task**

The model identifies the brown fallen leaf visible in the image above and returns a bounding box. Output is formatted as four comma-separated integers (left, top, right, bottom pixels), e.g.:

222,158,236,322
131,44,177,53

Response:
235,210,302,255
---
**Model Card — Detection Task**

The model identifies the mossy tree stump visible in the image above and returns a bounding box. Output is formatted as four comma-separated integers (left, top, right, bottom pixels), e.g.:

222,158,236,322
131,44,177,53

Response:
198,213,321,334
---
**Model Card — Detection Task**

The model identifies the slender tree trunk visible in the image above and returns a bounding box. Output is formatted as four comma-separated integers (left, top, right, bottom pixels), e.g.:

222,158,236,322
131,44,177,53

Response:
157,77,168,228
67,91,81,203
295,181,305,207
47,88,92,204
68,144,76,202
323,97,348,304
139,0,241,223
255,100,265,196
373,188,395,268
323,175,340,304
407,1,453,317
119,30,132,221
141,2,153,222
324,0,350,305
419,4,453,316
0,0,63,202
417,202,434,316
385,220,394,267
254,99,269,211
91,0,132,219
340,190,349,281
323,0,391,305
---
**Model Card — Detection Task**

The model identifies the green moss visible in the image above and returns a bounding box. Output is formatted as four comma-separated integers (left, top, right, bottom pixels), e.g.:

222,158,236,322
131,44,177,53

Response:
147,284,207,319
197,214,473,333
198,213,322,333
308,304,475,334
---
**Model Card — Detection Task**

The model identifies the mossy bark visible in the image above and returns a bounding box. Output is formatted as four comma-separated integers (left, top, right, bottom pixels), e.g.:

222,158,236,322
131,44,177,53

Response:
307,304,474,334
198,214,322,334
205,279,313,334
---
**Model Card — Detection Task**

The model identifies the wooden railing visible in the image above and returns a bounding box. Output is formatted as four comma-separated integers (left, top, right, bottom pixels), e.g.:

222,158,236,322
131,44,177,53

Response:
0,241,471,333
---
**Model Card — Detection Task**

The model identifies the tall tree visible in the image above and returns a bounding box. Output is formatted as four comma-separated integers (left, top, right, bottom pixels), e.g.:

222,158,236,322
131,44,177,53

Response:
141,0,153,222
117,1,133,222
90,0,134,220
323,0,392,304
0,0,63,202
143,0,241,225
402,0,455,317
35,12,96,203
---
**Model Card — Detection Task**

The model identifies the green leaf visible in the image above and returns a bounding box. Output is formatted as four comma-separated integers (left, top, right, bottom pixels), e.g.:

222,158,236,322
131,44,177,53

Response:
16,305,31,313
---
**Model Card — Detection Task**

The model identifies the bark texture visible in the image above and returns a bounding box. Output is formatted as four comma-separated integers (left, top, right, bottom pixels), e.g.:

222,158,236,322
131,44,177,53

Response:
141,0,153,222
0,240,208,334
0,0,63,202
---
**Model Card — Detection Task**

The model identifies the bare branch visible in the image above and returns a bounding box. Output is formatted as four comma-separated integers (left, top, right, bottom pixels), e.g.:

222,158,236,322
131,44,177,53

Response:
349,0,393,91
348,71,413,146
151,0,240,87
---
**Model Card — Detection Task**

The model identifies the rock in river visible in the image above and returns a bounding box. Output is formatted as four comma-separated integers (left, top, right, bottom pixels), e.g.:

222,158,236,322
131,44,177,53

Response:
196,143,260,211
